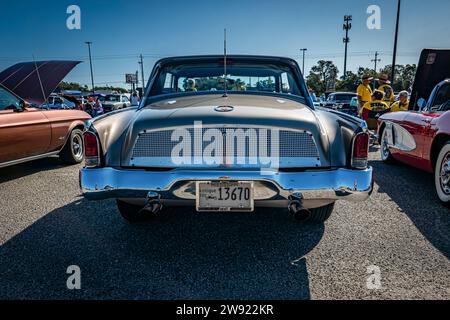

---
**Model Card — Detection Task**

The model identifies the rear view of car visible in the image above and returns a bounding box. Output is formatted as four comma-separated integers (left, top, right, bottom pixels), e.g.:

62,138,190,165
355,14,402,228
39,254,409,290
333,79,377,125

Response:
79,55,373,224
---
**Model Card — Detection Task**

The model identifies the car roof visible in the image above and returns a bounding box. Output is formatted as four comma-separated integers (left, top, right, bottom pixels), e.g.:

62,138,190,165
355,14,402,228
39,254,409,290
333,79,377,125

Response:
154,55,299,68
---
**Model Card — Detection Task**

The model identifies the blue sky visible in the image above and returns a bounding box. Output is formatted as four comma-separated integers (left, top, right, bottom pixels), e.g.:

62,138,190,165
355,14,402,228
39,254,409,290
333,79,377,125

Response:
1,0,450,88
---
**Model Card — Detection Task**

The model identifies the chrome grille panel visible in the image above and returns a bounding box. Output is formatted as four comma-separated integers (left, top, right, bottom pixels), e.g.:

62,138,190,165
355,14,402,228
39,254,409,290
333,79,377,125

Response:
130,125,321,168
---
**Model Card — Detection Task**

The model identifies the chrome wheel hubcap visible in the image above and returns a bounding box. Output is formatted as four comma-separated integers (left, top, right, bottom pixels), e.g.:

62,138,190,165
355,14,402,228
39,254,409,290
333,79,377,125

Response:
72,134,83,158
381,131,390,160
440,152,450,195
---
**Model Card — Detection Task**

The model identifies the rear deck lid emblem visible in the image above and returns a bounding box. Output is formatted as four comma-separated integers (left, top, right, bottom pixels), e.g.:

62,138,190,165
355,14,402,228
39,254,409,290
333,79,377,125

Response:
214,105,234,112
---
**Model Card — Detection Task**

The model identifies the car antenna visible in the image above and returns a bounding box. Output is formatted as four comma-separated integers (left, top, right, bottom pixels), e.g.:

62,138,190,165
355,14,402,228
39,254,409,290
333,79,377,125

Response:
33,55,47,105
223,28,228,98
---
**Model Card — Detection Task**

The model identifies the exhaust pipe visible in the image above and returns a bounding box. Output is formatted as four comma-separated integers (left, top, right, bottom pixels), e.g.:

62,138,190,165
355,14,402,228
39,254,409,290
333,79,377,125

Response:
138,192,163,216
288,199,311,222
138,199,163,216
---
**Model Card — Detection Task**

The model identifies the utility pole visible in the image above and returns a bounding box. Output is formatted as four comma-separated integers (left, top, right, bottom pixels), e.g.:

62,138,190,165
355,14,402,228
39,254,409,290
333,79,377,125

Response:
85,41,95,94
134,70,138,93
138,54,145,94
371,51,381,88
300,48,307,75
391,0,401,84
343,15,352,80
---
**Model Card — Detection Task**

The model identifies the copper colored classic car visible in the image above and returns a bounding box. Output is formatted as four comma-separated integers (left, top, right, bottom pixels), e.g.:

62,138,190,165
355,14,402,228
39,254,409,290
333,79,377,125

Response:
0,61,91,168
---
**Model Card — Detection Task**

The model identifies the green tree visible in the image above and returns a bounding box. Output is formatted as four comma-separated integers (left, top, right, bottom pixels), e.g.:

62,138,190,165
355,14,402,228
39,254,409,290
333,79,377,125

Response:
94,85,128,93
58,81,88,91
306,60,339,95
336,71,360,92
379,64,416,91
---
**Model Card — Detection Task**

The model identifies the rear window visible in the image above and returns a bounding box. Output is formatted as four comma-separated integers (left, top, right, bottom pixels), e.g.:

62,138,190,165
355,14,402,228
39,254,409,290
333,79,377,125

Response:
150,60,303,98
334,94,356,101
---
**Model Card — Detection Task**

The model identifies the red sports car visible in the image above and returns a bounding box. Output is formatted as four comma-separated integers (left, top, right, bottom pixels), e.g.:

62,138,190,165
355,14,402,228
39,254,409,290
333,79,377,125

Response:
378,49,450,207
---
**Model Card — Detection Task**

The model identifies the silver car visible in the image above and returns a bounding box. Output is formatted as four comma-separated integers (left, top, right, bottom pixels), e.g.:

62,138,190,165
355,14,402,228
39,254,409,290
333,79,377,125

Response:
80,55,373,223
100,94,131,113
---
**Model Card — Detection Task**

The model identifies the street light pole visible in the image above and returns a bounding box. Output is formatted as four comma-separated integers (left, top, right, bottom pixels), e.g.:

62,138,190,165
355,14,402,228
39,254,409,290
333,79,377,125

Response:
85,41,95,94
138,54,145,94
391,0,401,85
343,15,352,80
300,48,307,75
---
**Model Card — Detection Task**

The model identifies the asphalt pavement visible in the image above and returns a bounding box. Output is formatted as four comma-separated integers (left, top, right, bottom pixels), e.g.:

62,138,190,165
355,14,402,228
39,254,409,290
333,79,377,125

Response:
0,149,449,299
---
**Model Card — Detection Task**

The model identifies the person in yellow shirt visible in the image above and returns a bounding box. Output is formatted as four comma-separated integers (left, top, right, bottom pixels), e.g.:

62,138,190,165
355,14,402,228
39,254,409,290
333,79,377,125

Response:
357,75,373,112
359,90,390,130
390,91,409,112
376,74,394,103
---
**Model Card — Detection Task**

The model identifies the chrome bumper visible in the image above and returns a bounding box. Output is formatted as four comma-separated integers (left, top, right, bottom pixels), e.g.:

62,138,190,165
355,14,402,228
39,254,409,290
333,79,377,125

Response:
80,167,373,205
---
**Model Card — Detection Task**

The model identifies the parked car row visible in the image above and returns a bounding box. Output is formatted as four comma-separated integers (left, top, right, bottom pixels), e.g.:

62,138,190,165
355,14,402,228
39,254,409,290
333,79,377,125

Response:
0,50,448,227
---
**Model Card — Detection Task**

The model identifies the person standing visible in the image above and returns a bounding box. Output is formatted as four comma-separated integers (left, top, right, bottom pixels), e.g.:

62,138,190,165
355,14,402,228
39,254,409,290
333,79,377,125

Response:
376,74,394,104
84,97,94,116
357,75,373,113
131,92,140,106
390,91,409,112
359,90,390,130
309,88,318,103
94,97,104,117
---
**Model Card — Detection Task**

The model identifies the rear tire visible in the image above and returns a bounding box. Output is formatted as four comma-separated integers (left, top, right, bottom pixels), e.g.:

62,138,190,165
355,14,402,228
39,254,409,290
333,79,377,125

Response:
434,142,450,208
380,126,396,164
59,129,84,164
116,199,156,223
309,203,335,223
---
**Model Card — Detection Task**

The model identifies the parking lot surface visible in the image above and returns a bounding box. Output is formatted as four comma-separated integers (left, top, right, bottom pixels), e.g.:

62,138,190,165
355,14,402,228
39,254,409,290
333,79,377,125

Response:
0,149,449,299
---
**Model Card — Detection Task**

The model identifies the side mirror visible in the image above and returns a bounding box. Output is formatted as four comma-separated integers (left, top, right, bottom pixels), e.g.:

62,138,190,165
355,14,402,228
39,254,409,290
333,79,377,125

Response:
417,98,427,111
12,100,26,112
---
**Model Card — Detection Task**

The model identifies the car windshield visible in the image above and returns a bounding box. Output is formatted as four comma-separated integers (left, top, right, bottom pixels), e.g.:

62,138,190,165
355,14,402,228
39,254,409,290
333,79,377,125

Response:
0,86,21,111
150,60,303,98
105,95,120,102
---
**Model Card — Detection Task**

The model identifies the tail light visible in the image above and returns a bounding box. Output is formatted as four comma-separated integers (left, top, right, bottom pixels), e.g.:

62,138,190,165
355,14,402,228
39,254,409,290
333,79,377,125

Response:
351,133,369,169
83,131,100,167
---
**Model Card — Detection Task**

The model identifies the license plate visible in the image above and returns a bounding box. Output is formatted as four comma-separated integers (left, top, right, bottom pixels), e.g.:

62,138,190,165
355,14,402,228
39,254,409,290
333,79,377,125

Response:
196,181,254,212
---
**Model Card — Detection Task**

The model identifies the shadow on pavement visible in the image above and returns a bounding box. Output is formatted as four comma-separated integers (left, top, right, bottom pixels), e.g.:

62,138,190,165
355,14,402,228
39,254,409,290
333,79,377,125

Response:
0,157,66,184
371,159,450,259
0,198,324,299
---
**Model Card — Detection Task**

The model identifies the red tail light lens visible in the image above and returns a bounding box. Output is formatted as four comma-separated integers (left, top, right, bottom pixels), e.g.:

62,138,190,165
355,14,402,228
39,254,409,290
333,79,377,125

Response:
352,133,369,169
83,131,100,167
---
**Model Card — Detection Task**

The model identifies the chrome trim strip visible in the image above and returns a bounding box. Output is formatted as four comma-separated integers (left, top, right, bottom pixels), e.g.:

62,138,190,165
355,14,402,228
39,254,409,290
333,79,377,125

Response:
80,167,373,204
0,151,60,169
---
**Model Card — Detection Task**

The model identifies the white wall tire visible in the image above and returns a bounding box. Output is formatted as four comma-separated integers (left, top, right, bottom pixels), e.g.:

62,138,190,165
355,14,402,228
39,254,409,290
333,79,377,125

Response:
380,127,395,164
435,142,450,207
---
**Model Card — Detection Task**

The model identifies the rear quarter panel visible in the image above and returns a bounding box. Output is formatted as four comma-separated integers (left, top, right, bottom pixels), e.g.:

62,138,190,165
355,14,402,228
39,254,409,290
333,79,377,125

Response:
42,109,90,152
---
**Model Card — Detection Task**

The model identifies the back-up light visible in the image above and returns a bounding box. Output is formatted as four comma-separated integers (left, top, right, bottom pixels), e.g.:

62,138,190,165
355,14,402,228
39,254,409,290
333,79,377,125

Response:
83,131,100,167
351,133,369,169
